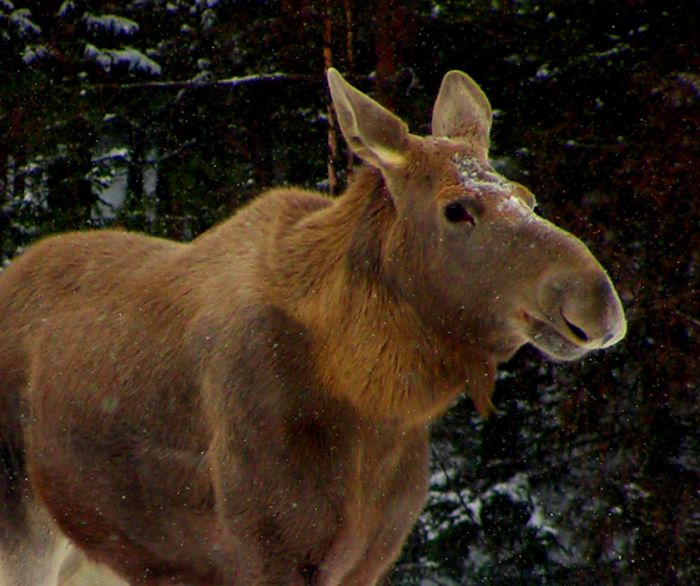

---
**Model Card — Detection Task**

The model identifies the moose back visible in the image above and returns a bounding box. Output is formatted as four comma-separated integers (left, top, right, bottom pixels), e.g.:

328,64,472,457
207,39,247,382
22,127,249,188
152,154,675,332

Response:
0,69,626,585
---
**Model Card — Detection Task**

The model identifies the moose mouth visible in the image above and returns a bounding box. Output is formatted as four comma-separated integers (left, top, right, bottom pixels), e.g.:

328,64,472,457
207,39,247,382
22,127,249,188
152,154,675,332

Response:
521,313,589,361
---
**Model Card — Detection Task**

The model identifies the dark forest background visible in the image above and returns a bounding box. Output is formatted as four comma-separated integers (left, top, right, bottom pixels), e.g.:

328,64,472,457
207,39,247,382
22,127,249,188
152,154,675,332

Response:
1,1,698,584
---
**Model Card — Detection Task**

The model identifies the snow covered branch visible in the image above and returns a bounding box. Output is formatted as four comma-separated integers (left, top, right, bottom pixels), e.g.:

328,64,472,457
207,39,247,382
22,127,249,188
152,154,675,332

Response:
95,73,316,91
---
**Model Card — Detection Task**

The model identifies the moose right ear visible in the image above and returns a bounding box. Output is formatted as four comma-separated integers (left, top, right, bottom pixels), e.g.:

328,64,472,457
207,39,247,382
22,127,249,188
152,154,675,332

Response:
327,68,409,170
431,70,493,161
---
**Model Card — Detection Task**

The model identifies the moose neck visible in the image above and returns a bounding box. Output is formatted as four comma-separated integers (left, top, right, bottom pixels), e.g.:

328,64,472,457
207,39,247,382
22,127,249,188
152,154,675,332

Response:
272,167,494,426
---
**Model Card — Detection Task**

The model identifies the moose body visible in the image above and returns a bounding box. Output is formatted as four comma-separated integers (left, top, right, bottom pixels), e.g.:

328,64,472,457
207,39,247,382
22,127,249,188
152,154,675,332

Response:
0,70,626,585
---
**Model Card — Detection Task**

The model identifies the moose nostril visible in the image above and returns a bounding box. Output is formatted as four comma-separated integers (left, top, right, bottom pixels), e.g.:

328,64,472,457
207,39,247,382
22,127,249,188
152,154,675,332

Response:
561,312,589,342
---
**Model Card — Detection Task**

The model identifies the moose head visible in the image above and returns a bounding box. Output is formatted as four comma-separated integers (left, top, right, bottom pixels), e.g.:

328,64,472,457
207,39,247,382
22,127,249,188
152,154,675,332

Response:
327,68,626,414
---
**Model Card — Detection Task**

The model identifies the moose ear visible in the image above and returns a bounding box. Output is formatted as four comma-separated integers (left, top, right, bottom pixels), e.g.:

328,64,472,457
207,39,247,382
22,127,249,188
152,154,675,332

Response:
327,68,409,169
431,70,492,160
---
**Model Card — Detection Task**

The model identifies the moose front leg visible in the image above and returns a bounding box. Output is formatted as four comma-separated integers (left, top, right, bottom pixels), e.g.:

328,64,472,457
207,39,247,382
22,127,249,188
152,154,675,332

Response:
337,512,421,586
335,436,430,586
315,449,429,585
311,509,420,586
208,435,310,585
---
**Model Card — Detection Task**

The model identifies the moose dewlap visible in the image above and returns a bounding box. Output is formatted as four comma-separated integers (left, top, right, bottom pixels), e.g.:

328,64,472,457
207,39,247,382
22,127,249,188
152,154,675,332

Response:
0,69,625,585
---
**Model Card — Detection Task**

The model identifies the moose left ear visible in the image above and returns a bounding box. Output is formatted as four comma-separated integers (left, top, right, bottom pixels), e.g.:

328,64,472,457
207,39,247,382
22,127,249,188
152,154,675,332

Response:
327,68,409,169
431,70,493,161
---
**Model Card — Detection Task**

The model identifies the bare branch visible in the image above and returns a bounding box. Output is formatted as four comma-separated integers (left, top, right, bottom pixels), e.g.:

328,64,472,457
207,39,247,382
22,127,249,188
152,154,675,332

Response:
671,309,700,330
94,72,314,92
324,0,338,194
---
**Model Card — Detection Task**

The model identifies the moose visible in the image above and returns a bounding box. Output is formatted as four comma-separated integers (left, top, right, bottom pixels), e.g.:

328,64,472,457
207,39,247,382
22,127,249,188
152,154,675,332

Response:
0,68,626,585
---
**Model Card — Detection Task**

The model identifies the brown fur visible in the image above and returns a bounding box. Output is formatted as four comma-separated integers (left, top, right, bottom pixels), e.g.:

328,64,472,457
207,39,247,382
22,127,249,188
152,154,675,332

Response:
0,70,626,585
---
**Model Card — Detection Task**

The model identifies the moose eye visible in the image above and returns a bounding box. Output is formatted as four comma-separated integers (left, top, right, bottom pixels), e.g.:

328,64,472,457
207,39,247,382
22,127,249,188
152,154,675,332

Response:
444,202,475,225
